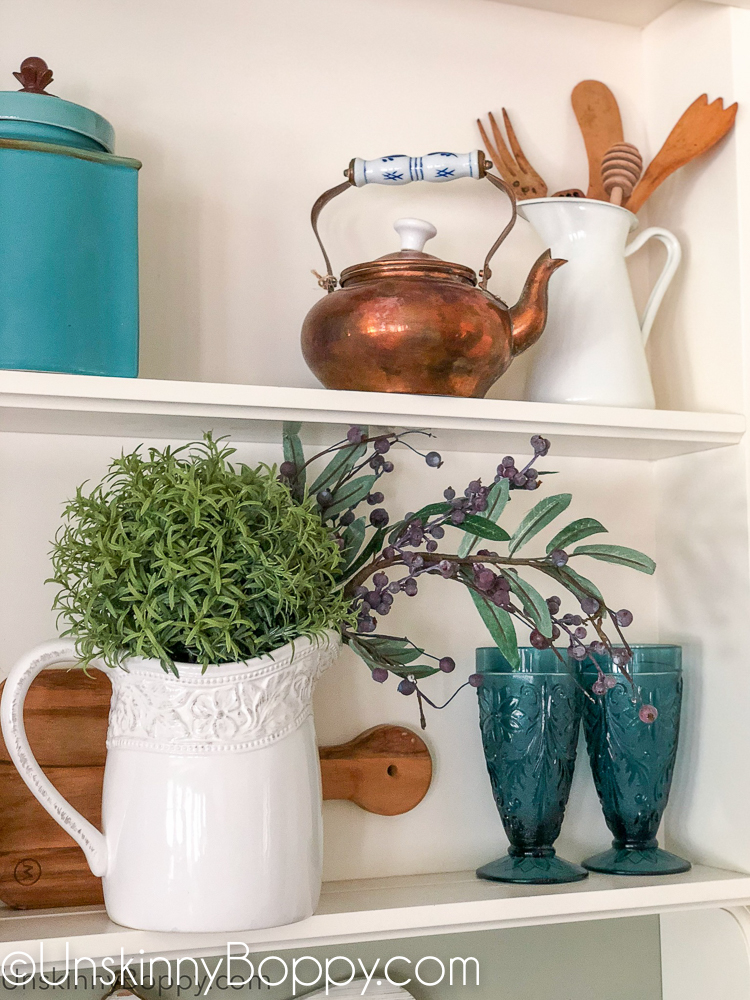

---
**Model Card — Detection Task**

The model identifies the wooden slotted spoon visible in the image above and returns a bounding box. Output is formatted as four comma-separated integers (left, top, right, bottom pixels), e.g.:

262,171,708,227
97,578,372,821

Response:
626,94,738,213
571,80,624,201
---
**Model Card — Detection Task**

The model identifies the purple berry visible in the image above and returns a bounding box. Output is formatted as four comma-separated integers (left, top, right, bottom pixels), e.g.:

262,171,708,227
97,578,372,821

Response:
426,451,442,468
367,491,385,506
443,487,456,501
439,656,456,673
612,648,631,667
426,539,438,552
549,549,568,567
581,597,600,616
615,609,634,627
398,679,416,696
279,461,296,478
530,435,550,457
347,426,366,444
403,578,418,597
374,437,391,454
530,630,550,649
569,644,588,661
317,489,333,507
639,703,658,724
372,667,388,683
574,626,587,639
468,673,484,688
450,509,466,525
373,572,388,588
340,510,355,526
370,508,389,528
383,461,394,473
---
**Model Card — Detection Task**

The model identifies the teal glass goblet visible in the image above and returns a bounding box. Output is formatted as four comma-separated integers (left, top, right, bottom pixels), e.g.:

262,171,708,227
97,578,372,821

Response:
475,647,587,885
581,645,690,876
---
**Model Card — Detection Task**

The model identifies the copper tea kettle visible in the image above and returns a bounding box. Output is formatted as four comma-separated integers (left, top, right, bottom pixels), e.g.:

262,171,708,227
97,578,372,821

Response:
301,151,566,398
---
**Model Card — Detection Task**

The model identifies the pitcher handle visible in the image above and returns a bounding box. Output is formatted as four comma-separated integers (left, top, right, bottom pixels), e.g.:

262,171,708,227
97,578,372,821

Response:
0,640,109,877
624,227,682,346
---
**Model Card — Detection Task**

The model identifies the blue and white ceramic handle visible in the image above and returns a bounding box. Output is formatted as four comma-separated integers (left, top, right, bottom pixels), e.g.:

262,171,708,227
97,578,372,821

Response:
311,149,516,292
351,151,483,187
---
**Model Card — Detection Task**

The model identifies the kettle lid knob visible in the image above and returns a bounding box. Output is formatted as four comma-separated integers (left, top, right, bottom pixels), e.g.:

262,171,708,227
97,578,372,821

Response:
394,218,437,253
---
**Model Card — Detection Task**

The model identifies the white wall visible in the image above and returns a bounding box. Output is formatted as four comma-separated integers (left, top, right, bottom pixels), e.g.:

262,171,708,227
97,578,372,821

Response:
1,0,643,394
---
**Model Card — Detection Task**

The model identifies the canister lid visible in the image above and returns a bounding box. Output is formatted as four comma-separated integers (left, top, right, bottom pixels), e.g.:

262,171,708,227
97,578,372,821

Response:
0,92,115,152
0,57,115,152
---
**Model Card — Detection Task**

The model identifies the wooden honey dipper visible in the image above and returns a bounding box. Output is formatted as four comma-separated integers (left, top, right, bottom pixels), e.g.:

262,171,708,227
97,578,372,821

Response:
601,142,643,206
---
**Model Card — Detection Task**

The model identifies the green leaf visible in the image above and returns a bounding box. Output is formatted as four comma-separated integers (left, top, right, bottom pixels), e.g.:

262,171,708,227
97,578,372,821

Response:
309,439,368,495
459,479,509,557
509,493,572,555
390,664,440,680
458,514,511,542
340,517,366,573
282,422,305,499
358,635,425,664
572,544,656,575
544,564,605,607
324,475,377,519
546,517,607,554
468,588,519,668
341,525,388,582
348,635,432,676
503,568,553,638
412,502,452,522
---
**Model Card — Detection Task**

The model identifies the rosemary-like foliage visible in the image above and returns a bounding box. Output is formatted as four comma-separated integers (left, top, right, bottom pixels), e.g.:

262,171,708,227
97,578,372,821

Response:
49,436,352,672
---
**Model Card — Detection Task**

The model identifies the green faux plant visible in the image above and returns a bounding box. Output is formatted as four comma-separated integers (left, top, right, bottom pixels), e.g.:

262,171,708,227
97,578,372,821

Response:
49,436,352,672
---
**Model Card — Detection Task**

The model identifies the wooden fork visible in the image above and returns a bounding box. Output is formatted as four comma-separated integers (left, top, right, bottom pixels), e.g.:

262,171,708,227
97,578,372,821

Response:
626,94,738,213
477,109,548,199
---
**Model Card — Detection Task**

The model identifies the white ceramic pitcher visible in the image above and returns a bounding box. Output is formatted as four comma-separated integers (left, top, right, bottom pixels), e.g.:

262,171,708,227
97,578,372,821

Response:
0,633,340,932
519,198,681,409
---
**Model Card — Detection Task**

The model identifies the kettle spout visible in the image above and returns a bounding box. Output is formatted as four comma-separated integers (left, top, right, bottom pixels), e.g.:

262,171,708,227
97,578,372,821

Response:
509,250,567,357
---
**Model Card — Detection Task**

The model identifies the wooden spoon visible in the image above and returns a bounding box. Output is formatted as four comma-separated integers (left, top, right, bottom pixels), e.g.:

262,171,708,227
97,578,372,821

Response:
571,80,624,200
626,94,738,213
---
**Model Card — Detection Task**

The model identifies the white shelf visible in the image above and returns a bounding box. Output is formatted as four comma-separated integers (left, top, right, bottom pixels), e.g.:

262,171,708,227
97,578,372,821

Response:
0,371,742,460
1,867,748,967
494,0,750,29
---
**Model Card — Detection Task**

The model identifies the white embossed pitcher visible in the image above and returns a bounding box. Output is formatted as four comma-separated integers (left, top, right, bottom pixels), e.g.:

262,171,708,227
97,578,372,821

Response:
0,633,339,932
519,198,681,409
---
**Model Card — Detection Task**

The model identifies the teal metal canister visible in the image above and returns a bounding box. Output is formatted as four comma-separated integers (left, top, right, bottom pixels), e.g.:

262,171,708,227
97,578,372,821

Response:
0,58,140,377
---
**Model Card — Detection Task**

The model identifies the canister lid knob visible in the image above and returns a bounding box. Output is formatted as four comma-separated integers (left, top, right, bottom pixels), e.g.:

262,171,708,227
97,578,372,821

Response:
13,57,54,96
394,218,437,253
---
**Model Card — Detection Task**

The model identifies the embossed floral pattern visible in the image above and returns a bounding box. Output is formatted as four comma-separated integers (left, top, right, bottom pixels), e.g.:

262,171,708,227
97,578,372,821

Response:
106,635,340,755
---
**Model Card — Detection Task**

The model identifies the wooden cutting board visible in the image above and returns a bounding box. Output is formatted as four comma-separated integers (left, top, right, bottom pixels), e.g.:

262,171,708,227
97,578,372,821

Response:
0,669,432,909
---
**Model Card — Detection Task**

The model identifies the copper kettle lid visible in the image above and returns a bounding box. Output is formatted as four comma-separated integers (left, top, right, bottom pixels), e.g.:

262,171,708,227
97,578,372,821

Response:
340,218,477,287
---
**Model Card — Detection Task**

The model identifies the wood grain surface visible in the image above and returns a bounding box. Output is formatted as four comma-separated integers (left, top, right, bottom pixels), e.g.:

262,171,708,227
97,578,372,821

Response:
571,80,624,201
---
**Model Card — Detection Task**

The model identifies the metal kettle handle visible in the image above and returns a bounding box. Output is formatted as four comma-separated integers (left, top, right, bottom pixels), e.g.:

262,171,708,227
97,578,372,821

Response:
310,150,517,293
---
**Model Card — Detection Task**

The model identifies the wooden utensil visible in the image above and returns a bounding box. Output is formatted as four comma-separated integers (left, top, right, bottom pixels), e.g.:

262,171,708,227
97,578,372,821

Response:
601,142,643,206
626,94,738,214
0,671,433,908
571,80,624,200
477,109,548,198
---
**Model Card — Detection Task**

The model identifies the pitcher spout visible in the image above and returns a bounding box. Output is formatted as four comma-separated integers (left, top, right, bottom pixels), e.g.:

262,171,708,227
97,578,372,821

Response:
509,250,567,357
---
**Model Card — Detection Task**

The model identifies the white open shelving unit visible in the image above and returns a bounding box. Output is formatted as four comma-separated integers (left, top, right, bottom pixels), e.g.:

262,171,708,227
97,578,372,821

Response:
1,867,750,967
0,370,743,460
4,0,750,996
0,371,748,969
